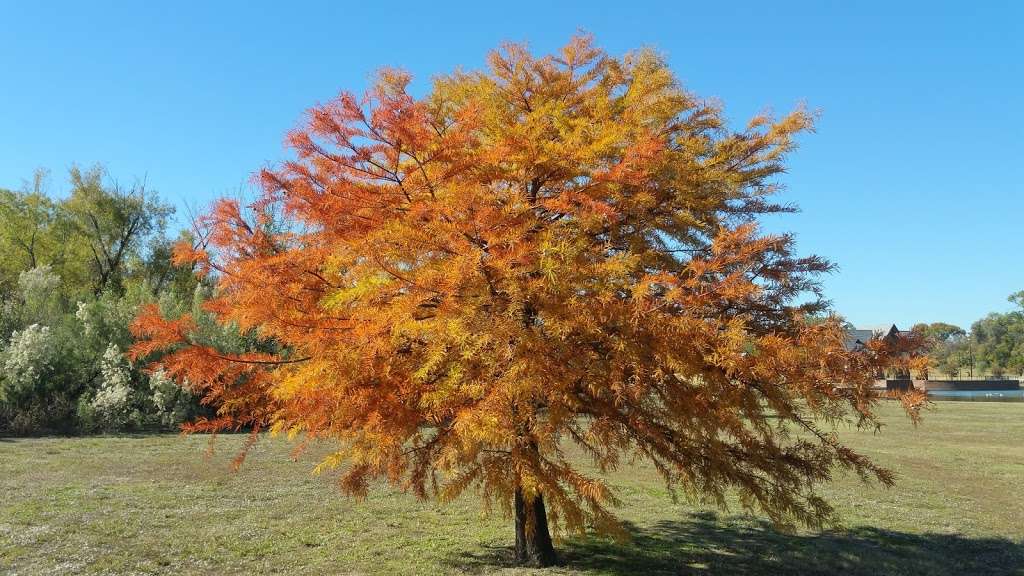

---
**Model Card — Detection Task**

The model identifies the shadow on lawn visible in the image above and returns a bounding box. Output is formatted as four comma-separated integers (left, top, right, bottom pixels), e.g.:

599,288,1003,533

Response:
450,512,1024,575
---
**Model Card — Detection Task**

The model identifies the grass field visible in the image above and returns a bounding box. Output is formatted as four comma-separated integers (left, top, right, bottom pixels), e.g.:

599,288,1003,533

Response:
2,402,1023,575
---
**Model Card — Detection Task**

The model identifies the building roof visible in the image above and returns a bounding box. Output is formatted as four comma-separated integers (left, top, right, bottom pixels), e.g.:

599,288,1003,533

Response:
882,324,904,343
844,329,876,351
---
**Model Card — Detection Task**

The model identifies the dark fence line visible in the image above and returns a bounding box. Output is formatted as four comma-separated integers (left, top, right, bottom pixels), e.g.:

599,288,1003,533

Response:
884,379,1021,392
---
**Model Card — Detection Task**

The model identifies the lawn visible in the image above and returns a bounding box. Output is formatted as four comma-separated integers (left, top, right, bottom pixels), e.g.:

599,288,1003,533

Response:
1,402,1022,575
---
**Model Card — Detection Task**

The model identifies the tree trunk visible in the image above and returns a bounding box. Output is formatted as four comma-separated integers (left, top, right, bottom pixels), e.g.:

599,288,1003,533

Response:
514,487,557,567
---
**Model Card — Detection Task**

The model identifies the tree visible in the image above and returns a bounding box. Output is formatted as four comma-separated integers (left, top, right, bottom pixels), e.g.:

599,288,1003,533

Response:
0,166,176,302
911,322,966,344
1009,291,1024,310
0,171,81,296
132,37,921,566
65,165,174,295
911,322,967,378
971,302,1024,378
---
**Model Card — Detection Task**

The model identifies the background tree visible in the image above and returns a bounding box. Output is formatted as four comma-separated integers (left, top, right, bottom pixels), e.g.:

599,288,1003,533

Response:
970,294,1024,377
64,165,174,295
1009,291,1024,310
0,170,83,297
0,166,203,434
133,37,923,566
912,322,966,344
910,296,1024,380
911,322,967,378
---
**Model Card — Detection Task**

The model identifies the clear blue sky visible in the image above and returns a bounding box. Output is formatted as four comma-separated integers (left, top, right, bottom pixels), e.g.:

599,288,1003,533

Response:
2,1,1021,330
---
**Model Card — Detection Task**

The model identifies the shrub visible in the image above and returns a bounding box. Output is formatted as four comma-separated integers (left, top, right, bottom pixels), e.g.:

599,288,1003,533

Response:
0,323,72,433
79,344,141,431
1,324,56,403
17,266,63,326
148,369,197,428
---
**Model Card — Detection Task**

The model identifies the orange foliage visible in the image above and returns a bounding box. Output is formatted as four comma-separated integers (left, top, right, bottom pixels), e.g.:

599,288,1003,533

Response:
132,36,921,544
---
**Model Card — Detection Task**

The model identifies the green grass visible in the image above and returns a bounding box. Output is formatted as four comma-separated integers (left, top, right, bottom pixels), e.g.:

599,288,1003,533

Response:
2,402,1022,575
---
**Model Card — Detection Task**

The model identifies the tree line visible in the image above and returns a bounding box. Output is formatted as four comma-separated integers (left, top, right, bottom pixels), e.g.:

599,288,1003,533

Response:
913,293,1024,378
0,166,237,434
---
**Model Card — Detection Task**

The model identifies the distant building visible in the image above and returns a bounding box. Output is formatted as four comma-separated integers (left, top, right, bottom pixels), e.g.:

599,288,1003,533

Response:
843,325,916,387
843,328,875,351
844,324,906,351
880,324,906,345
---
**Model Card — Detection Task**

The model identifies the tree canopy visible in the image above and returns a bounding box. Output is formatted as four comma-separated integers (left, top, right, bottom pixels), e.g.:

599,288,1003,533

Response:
133,37,920,566
970,295,1024,377
915,295,1024,379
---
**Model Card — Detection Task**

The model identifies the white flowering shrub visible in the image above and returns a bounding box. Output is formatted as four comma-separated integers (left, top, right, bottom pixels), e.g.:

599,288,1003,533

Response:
86,343,138,431
18,265,61,295
1,324,55,401
0,323,66,433
148,369,194,427
0,299,19,341
75,289,140,351
0,275,211,433
17,266,62,325
74,301,94,335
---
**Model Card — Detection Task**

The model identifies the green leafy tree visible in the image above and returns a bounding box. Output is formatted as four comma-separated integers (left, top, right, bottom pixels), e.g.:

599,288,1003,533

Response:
64,166,174,295
971,298,1024,377
0,172,83,298
911,322,968,378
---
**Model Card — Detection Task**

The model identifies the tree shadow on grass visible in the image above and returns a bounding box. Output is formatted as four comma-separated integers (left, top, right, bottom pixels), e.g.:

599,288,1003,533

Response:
449,512,1024,575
